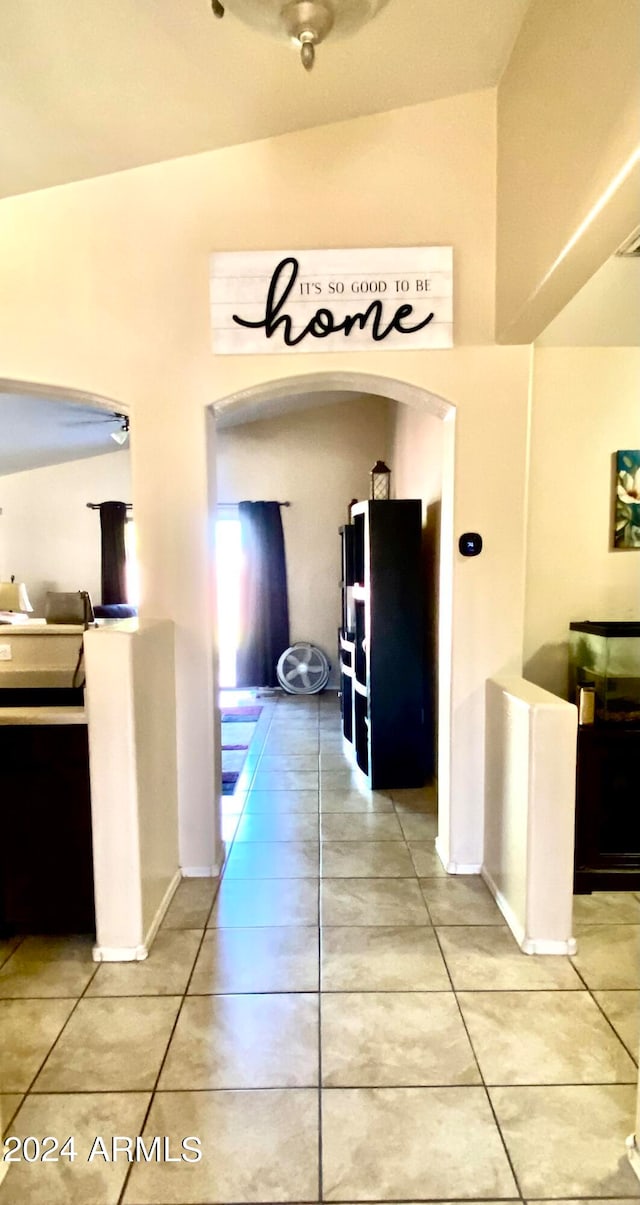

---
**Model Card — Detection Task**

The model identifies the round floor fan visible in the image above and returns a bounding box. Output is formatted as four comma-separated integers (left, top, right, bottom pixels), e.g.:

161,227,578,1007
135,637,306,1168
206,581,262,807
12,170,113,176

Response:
276,643,330,694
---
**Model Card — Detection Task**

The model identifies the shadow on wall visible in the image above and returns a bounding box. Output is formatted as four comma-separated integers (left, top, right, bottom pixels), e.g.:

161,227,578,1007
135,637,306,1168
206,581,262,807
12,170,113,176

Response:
422,499,440,780
523,642,570,701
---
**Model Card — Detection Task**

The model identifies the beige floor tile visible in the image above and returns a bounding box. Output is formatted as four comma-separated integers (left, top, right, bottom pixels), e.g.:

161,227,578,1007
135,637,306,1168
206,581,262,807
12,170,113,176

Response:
0,998,75,1092
390,785,438,813
159,993,318,1089
419,876,506,925
438,926,584,990
258,753,319,769
243,789,319,813
594,990,640,1057
320,770,365,790
122,1088,319,1204
527,1201,640,1205
321,878,430,927
34,996,180,1092
0,1094,22,1137
0,936,96,998
319,751,353,769
320,813,404,841
322,991,480,1087
224,840,319,879
573,891,640,924
261,743,319,759
571,923,640,988
0,936,21,970
407,840,446,875
458,990,636,1085
399,813,439,841
87,930,201,997
320,789,394,812
490,1084,639,1198
321,925,450,991
234,812,319,842
160,877,217,929
0,1092,150,1205
252,770,319,791
322,1086,518,1200
321,840,415,878
189,926,319,993
210,877,319,927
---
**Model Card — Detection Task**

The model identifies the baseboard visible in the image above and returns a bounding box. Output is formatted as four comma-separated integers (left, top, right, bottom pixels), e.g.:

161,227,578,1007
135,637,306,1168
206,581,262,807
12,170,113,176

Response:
627,1135,640,1184
92,868,182,963
481,865,577,956
182,864,221,877
435,836,482,875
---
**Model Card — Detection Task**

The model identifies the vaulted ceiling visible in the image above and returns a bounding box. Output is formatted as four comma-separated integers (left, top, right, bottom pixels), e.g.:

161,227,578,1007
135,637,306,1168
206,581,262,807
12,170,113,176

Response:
0,0,531,199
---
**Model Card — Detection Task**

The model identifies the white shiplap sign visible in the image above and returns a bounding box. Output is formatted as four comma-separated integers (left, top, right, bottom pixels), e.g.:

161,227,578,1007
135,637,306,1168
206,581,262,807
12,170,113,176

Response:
209,247,453,355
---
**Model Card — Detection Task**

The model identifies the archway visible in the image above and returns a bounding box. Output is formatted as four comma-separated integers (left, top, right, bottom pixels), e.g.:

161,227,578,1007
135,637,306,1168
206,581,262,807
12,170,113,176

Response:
208,369,456,864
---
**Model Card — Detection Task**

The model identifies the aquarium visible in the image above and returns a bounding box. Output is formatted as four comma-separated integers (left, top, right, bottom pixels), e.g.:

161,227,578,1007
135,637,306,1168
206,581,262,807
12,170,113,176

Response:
569,621,640,725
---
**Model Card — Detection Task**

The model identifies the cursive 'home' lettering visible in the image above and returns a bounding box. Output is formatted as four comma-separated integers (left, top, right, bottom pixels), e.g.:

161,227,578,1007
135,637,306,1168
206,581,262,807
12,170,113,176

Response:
232,257,435,347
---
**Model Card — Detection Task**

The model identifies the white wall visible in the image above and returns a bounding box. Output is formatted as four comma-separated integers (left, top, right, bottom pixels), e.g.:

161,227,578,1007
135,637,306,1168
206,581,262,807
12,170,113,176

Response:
0,87,530,876
497,0,640,342
85,620,180,959
524,347,640,698
216,395,393,682
484,676,577,954
0,449,131,616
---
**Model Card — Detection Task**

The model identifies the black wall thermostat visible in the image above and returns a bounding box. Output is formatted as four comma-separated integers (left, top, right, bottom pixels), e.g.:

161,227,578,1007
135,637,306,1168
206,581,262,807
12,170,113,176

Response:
459,532,483,557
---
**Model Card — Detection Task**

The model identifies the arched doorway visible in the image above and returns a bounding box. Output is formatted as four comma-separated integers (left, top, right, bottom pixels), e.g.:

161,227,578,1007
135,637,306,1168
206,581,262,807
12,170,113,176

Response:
207,370,456,865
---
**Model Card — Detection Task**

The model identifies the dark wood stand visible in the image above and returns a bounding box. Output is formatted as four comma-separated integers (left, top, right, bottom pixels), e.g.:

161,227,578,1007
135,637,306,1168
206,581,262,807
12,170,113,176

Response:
339,500,427,790
574,724,640,893
0,702,95,935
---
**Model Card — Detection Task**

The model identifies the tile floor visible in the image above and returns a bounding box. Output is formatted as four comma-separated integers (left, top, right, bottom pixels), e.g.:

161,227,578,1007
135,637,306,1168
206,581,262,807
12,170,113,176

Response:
1,691,640,1203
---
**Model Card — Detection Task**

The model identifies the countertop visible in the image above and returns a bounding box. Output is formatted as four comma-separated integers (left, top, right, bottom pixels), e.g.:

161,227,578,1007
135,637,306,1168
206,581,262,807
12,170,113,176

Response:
0,706,87,725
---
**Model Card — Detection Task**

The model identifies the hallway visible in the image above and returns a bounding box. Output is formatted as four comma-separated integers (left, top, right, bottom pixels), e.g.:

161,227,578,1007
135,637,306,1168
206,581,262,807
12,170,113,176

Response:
1,691,639,1203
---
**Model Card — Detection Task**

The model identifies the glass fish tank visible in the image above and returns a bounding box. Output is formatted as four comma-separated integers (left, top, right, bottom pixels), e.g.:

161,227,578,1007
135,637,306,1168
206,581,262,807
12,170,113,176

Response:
569,621,640,725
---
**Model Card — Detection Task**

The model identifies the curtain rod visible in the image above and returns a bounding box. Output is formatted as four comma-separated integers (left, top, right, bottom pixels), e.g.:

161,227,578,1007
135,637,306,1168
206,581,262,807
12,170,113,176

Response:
86,502,133,510
217,500,291,507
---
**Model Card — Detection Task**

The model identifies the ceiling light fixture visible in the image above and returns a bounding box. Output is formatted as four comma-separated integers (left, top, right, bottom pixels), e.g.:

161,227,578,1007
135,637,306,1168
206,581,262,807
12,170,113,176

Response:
110,414,130,446
210,0,390,71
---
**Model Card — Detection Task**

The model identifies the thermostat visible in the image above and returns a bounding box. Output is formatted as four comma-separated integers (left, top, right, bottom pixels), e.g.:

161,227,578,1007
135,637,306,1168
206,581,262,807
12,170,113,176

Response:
459,532,483,557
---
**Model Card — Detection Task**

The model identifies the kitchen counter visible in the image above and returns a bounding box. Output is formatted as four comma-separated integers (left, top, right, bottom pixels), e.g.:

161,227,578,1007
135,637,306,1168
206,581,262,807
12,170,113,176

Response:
0,705,86,725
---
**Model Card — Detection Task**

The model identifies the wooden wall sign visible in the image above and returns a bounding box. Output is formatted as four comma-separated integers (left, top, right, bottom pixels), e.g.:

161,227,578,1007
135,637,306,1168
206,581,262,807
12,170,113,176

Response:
209,247,453,355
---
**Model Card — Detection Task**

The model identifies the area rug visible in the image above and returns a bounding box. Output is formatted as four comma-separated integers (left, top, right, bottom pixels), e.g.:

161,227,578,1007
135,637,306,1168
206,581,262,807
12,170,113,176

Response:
220,705,262,793
221,705,263,723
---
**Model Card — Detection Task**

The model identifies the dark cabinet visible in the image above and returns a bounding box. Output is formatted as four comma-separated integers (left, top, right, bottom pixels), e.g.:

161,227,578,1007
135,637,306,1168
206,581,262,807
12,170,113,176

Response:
0,714,95,934
574,725,640,893
338,500,427,790
570,620,640,893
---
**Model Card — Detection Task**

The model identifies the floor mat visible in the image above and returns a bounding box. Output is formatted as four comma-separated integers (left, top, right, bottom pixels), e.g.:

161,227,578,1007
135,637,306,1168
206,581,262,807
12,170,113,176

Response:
221,705,262,794
221,705,263,722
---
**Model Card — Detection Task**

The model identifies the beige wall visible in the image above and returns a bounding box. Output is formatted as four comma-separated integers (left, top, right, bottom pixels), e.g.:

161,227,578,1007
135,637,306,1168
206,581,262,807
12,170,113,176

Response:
216,395,393,683
524,347,640,698
497,0,640,343
0,87,530,872
0,449,131,615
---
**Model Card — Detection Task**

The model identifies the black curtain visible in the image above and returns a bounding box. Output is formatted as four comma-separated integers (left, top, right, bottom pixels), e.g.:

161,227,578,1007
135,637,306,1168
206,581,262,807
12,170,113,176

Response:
99,501,128,604
236,501,290,688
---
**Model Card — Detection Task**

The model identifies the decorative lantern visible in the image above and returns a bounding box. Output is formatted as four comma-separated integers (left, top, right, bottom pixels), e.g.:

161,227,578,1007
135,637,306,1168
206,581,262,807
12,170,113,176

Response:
370,460,391,501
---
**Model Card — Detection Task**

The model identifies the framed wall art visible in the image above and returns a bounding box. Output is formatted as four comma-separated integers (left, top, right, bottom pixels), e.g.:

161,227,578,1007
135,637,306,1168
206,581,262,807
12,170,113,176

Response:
614,450,640,549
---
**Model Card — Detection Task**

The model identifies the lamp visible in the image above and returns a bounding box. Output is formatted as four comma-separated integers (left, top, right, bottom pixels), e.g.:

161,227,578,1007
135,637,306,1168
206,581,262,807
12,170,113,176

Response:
211,0,390,70
111,415,130,446
0,576,33,614
370,460,391,500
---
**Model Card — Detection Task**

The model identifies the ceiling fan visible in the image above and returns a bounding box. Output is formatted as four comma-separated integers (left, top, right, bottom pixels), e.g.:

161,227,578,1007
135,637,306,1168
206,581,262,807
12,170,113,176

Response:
63,411,130,444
